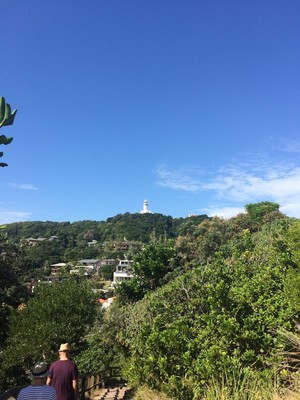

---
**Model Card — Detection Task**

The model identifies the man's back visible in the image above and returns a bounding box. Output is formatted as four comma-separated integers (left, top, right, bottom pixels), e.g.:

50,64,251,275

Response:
17,385,56,400
48,359,78,400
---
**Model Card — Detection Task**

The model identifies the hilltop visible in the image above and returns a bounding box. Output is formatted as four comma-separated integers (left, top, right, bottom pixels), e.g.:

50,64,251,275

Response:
4,212,209,244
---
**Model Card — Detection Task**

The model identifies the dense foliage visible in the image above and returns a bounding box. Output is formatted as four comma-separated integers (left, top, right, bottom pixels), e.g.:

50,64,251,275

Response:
115,239,180,303
0,231,29,349
2,202,300,399
4,213,208,245
114,219,298,399
1,278,97,390
2,214,208,274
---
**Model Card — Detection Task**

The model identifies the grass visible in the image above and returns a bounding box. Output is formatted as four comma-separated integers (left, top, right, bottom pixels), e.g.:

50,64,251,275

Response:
127,385,171,400
126,329,300,399
126,377,300,400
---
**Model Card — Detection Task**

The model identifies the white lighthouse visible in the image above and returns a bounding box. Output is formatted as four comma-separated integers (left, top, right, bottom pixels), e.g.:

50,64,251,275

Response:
140,199,152,214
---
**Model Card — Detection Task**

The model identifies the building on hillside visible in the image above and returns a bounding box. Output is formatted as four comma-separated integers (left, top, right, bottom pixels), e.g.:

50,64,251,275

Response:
26,236,59,246
87,239,97,247
77,259,102,269
50,262,67,275
139,199,152,214
100,259,116,267
26,237,47,246
112,259,134,286
117,259,134,269
116,241,131,250
49,235,59,241
38,276,61,284
70,259,102,275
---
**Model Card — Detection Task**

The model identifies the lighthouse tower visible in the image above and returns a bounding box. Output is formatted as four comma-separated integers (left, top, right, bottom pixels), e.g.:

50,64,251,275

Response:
140,199,152,214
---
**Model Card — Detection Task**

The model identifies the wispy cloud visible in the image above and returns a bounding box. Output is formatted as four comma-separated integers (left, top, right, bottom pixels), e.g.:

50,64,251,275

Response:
201,206,245,219
156,165,202,192
202,163,300,202
8,183,38,190
155,159,300,218
0,210,32,225
277,138,300,154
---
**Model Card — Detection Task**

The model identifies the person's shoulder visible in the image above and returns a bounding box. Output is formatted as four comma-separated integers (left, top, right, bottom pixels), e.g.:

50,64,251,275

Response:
50,359,60,367
18,385,30,394
66,359,77,366
45,385,56,390
17,386,32,399
45,385,56,393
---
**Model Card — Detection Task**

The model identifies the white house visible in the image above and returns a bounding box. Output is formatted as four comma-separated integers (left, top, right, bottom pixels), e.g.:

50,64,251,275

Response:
50,262,67,275
71,259,102,275
112,259,134,286
87,240,98,247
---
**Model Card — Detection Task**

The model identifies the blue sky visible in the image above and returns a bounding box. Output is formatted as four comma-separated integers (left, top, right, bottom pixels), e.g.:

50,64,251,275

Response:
1,1,300,223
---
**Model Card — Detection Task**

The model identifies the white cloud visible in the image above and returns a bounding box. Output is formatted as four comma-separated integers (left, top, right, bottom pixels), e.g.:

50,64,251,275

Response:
0,210,32,225
156,166,202,192
155,160,300,218
201,206,245,219
278,139,300,154
202,164,300,202
8,183,38,190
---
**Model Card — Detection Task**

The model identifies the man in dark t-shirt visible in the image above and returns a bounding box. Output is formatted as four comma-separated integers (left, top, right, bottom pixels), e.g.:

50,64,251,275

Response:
47,343,78,400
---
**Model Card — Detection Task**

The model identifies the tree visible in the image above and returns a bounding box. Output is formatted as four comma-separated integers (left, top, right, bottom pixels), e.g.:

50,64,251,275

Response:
134,241,175,288
245,201,280,223
0,97,17,167
75,305,126,378
115,239,179,304
176,216,236,268
0,231,28,348
283,219,300,313
1,278,97,389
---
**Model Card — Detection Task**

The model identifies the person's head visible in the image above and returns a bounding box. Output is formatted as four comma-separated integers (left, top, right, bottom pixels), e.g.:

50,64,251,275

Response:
58,343,71,359
30,361,49,385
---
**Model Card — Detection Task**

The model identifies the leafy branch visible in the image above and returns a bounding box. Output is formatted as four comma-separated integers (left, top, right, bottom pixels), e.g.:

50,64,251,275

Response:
0,96,17,167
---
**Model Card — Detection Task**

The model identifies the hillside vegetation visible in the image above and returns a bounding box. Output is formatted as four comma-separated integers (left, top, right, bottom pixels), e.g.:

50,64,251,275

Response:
2,202,300,399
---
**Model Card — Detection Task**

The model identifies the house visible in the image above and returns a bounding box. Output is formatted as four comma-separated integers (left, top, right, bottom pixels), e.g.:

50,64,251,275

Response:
117,259,134,269
26,237,47,246
112,259,134,286
70,267,94,276
71,259,102,275
49,235,59,241
26,236,59,245
87,239,97,247
100,259,116,267
50,262,67,275
77,259,102,269
118,241,131,250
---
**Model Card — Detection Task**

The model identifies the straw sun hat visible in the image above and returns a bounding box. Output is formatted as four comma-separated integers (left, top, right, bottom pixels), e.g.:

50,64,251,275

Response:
58,343,71,352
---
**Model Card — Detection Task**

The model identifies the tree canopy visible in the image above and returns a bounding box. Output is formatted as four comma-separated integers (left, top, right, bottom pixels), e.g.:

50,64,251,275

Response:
245,201,281,222
1,278,97,388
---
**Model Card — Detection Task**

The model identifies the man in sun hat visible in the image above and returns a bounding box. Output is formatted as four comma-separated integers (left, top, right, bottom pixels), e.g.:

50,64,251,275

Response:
17,361,56,400
47,343,78,400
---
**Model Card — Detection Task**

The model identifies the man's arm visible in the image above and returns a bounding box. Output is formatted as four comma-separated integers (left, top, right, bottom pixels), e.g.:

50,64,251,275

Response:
72,379,78,399
47,376,52,385
72,379,77,391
